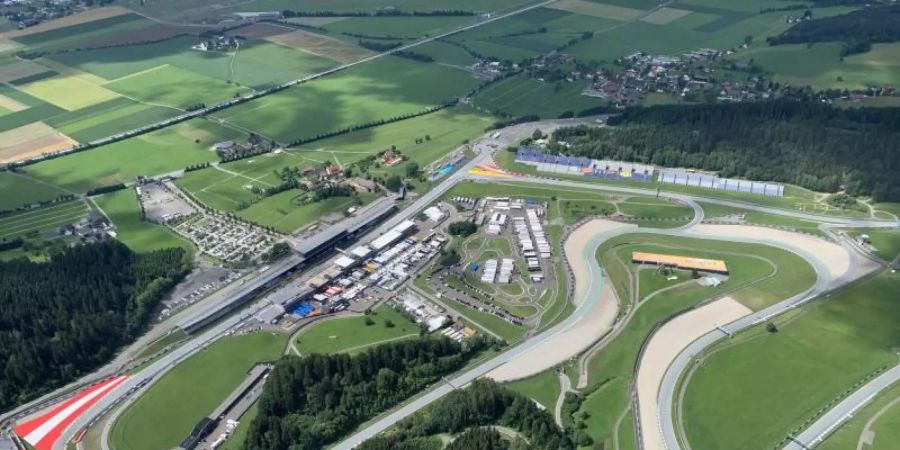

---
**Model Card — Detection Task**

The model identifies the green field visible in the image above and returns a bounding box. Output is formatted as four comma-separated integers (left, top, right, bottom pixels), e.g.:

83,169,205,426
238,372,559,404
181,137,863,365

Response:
237,190,376,234
0,172,68,210
567,233,817,449
681,271,900,450
215,56,480,143
44,97,177,143
24,120,239,192
817,381,900,450
700,202,828,237
473,74,605,118
104,64,249,109
292,305,420,355
109,332,287,450
504,370,561,411
415,41,478,67
735,42,900,90
293,106,491,169
11,14,150,51
323,16,475,38
848,228,900,261
50,36,337,89
0,84,66,133
0,200,88,241
92,189,193,253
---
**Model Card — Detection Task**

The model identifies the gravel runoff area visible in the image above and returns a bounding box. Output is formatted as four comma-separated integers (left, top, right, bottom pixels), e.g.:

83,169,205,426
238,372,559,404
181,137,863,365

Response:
489,219,635,382
688,224,851,281
636,297,752,450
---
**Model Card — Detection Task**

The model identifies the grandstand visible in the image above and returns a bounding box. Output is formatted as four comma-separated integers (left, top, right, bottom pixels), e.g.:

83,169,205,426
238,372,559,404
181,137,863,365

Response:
515,148,654,181
632,251,729,274
658,170,784,197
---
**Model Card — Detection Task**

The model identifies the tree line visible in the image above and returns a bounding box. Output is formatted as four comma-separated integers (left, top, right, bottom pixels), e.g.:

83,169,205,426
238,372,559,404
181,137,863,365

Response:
0,241,190,410
767,5,900,54
357,379,574,450
244,336,491,450
551,101,900,201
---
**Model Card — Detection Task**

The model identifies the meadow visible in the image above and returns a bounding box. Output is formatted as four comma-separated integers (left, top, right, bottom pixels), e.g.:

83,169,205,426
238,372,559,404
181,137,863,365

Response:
24,119,239,192
109,332,287,450
0,200,88,242
50,36,338,89
473,74,604,118
215,56,480,144
681,271,900,450
322,16,475,39
292,105,491,169
847,228,900,261
504,370,561,411
292,305,420,355
0,172,67,210
237,190,377,234
92,189,194,254
44,97,177,143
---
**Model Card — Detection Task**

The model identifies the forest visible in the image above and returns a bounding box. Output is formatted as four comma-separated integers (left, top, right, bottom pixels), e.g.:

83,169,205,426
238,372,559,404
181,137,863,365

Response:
0,241,190,410
551,101,900,201
767,5,900,48
244,336,491,450
357,379,575,450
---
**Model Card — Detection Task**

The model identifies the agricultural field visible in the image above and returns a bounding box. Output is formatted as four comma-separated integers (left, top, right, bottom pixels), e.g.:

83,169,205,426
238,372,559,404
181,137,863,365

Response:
473,74,605,118
214,56,480,144
0,172,68,210
680,271,900,450
92,189,194,254
734,42,900,90
24,119,239,193
51,34,338,89
0,200,88,242
238,189,377,234
321,16,476,39
44,97,176,143
567,233,817,449
293,105,491,175
291,305,421,355
445,7,616,62
109,331,287,450
0,122,77,163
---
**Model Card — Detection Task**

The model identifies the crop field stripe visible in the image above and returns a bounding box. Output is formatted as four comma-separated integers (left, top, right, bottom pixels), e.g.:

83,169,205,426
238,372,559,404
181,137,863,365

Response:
0,202,88,227
0,200,85,223
0,207,88,238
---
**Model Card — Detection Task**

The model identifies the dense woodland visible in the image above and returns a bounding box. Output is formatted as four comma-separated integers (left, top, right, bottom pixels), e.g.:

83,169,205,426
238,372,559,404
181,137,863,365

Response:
768,5,900,50
357,379,574,450
244,337,491,450
551,102,900,201
0,241,189,410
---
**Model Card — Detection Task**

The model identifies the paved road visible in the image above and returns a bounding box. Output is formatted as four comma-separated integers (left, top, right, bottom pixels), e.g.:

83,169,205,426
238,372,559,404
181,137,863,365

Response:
783,364,900,450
